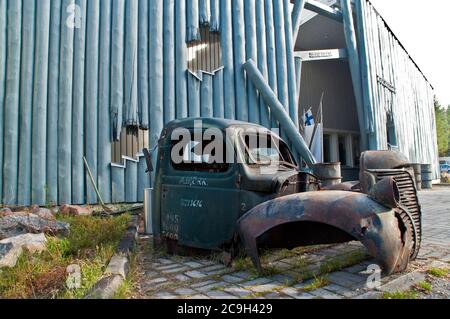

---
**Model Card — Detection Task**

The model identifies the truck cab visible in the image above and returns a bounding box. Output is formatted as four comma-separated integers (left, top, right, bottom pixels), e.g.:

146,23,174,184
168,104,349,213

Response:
151,118,317,252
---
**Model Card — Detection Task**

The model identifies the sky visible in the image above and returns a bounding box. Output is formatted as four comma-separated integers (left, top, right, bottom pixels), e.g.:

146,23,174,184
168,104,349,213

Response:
369,0,450,108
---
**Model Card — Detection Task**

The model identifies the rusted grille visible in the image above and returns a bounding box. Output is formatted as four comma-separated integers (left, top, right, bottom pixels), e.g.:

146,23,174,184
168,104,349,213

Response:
374,169,422,257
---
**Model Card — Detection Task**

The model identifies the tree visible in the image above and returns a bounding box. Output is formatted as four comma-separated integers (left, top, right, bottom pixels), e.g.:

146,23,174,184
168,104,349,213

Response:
434,97,449,157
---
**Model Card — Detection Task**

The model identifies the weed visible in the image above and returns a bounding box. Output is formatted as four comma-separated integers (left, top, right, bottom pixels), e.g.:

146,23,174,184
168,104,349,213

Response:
301,276,329,292
416,281,432,292
427,267,449,278
381,290,419,299
0,214,130,299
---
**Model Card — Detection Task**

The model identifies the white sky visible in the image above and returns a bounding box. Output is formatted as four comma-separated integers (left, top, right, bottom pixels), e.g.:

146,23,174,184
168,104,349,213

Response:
369,0,450,108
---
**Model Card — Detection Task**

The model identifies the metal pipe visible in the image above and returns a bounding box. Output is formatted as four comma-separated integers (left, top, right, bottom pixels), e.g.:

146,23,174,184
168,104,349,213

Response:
111,0,125,141
98,0,112,204
85,0,100,204
201,73,213,117
149,0,164,186
220,0,235,120
292,0,306,42
58,0,75,204
0,0,8,204
163,0,176,124
31,0,51,205
304,0,343,22
187,0,200,42
244,59,317,166
341,0,368,151
284,0,300,128
71,0,87,205
273,0,289,113
18,0,36,205
264,0,279,128
233,0,248,122
46,0,62,205
138,0,149,129
255,0,270,128
244,0,259,124
125,0,138,127
199,0,210,26
175,0,188,119
188,71,201,117
213,68,224,118
209,0,220,32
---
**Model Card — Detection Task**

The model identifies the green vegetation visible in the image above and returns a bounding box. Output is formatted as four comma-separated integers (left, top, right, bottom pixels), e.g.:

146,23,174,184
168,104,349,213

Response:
416,281,432,292
435,97,449,157
0,214,130,299
301,276,329,292
381,290,419,300
427,267,449,278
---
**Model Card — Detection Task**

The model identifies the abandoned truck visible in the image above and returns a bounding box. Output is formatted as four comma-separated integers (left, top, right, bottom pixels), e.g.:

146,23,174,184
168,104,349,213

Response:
145,118,421,275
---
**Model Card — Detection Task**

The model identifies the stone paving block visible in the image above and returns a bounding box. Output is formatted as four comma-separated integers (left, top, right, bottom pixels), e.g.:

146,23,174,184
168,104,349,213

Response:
184,261,204,269
232,271,254,280
156,263,182,271
223,286,253,298
162,266,189,274
206,290,238,299
187,294,210,299
322,284,357,298
280,287,315,299
343,263,368,274
240,277,272,288
174,274,191,282
191,279,217,288
377,271,426,293
264,292,284,299
157,258,174,265
144,270,158,278
197,259,217,266
248,283,281,293
328,271,366,288
201,264,227,273
309,288,342,299
185,270,208,279
153,292,178,299
145,277,168,285
197,282,227,293
354,291,383,299
268,274,294,285
222,274,244,284
174,288,197,296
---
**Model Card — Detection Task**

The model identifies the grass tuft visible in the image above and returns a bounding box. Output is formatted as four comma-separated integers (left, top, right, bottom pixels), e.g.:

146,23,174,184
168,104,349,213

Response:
0,214,130,299
301,276,329,292
416,281,432,292
381,290,419,300
427,267,449,278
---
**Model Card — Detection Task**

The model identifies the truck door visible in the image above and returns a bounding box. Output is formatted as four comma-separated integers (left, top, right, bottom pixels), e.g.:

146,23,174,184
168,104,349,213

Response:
160,130,240,250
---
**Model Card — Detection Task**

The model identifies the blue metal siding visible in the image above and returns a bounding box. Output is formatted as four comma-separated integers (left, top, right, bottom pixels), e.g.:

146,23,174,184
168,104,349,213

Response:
0,0,437,206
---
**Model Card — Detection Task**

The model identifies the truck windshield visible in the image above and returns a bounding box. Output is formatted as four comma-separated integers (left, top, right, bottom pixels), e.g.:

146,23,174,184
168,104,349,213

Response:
241,132,297,169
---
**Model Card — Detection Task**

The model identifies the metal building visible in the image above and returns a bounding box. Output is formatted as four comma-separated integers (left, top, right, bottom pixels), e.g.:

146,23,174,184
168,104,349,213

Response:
0,0,439,206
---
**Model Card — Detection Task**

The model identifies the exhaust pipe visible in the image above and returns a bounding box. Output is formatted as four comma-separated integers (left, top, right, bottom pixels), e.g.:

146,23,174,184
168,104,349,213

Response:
369,177,400,208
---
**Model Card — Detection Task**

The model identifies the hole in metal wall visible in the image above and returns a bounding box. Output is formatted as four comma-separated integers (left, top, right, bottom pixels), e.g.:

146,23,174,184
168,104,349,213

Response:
187,27,223,74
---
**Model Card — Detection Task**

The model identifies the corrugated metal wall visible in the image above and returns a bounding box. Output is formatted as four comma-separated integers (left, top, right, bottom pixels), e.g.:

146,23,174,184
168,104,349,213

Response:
0,0,299,206
356,0,439,177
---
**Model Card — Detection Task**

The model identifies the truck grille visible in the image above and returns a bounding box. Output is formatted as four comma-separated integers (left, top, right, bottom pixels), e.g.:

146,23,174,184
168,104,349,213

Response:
373,169,422,259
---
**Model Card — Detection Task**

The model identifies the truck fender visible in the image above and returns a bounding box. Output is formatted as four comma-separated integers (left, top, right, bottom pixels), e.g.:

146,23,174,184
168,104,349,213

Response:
237,191,413,275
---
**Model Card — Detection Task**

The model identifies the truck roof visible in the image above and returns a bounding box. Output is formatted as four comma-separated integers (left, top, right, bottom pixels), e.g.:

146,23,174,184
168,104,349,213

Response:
165,117,268,131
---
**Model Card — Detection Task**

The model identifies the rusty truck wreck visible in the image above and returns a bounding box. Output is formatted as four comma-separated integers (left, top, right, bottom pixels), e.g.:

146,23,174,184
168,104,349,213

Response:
146,118,421,275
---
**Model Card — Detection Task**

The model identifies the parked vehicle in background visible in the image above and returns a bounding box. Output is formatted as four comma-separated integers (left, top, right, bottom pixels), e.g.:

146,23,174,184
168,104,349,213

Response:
440,164,450,174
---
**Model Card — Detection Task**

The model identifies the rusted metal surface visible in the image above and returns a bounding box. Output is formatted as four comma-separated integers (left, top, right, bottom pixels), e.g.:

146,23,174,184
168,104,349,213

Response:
312,162,342,187
237,190,413,275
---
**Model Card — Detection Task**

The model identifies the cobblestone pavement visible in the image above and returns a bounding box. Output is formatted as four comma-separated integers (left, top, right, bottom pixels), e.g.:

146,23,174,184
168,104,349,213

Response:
134,188,450,299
